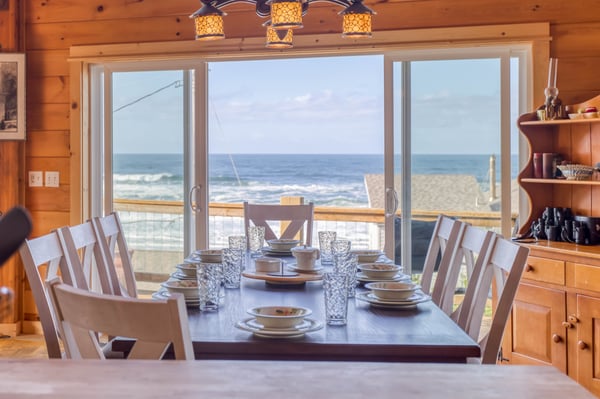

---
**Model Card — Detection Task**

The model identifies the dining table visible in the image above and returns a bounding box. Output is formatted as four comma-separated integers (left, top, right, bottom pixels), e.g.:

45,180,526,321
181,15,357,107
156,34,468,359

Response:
0,359,595,398
116,256,481,362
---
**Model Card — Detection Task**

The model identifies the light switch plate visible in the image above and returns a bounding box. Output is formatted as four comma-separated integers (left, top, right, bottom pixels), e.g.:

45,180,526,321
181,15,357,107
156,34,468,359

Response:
45,171,60,187
28,171,43,187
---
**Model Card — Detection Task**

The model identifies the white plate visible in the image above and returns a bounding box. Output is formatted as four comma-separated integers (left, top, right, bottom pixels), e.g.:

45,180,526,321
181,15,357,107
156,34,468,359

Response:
235,317,322,338
356,272,412,283
152,290,200,306
356,291,431,309
287,264,324,274
261,247,293,256
365,291,429,304
170,271,196,281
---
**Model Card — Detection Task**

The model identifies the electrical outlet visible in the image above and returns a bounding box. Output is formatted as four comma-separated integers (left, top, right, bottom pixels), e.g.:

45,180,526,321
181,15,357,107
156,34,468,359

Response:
45,171,60,188
28,171,43,187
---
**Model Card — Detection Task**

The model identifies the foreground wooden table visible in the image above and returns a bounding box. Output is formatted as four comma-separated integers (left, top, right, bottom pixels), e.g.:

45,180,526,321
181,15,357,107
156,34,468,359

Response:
0,359,594,398
118,276,480,362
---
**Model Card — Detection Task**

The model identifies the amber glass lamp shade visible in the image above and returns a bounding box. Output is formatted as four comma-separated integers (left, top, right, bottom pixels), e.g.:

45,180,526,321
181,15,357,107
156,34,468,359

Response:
190,3,226,40
270,0,303,29
340,1,374,38
266,26,293,48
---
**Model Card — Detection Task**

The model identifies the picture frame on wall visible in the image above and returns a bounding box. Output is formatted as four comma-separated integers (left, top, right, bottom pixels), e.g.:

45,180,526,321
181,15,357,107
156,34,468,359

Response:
0,53,25,140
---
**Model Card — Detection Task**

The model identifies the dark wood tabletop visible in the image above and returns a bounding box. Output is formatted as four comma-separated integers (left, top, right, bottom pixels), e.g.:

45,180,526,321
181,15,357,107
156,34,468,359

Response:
178,274,480,362
115,262,480,362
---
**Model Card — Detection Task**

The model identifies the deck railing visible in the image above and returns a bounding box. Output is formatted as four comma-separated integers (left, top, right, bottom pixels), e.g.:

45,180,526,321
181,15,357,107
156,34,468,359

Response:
113,198,512,291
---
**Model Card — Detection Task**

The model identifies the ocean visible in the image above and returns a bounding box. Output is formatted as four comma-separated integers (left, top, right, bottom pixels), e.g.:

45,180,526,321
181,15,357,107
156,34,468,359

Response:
114,153,518,206
113,153,518,252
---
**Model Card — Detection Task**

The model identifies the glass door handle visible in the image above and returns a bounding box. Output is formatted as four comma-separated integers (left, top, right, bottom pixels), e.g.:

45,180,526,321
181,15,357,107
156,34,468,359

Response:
385,187,399,217
189,184,202,213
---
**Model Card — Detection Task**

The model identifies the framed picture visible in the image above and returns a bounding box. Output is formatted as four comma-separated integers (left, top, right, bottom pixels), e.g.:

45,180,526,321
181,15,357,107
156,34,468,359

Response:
0,53,25,140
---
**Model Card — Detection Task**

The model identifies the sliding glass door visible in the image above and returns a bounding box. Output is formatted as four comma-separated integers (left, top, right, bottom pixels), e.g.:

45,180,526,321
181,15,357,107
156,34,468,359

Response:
385,48,528,276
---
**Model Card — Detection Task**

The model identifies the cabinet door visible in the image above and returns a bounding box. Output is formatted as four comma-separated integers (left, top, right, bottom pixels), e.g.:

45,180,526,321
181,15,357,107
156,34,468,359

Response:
575,294,600,396
503,282,567,372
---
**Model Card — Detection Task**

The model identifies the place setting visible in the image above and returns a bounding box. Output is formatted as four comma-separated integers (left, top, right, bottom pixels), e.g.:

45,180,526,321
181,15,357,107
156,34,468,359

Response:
356,281,431,309
235,306,323,338
243,245,325,285
356,263,412,284
260,238,300,257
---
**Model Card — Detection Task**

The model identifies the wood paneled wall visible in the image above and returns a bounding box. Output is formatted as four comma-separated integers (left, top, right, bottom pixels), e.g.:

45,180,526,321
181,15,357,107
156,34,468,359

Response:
0,0,598,332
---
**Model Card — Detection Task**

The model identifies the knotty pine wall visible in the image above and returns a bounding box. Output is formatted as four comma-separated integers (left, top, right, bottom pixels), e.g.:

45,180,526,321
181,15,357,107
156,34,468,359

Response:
0,0,599,333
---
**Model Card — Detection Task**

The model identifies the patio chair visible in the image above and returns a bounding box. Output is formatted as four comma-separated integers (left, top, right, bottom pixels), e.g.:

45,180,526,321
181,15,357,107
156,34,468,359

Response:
243,201,314,246
46,277,194,360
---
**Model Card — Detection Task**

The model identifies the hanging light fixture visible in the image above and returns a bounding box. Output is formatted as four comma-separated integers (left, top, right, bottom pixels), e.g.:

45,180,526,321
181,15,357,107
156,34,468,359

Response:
190,0,375,46
190,1,226,41
265,24,294,48
270,0,303,30
340,1,375,38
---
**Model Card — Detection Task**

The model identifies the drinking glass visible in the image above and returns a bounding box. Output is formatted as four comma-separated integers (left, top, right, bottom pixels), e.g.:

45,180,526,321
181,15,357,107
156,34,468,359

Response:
222,248,243,289
323,272,349,326
333,253,359,298
331,239,351,258
228,235,247,270
247,226,266,258
318,231,337,265
197,262,222,312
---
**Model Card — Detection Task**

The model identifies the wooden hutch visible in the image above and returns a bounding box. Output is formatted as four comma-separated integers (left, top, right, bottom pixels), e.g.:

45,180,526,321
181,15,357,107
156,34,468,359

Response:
502,94,600,395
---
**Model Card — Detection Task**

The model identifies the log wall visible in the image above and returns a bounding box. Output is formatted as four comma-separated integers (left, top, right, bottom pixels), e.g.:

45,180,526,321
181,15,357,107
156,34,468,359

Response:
0,0,599,333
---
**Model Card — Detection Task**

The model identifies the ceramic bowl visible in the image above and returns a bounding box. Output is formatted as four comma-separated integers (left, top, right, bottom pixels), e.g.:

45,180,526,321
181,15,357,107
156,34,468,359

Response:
266,239,300,251
365,282,419,301
175,263,197,278
351,249,383,263
195,249,223,263
254,257,282,273
583,111,599,119
160,280,199,299
557,164,594,181
359,263,402,279
247,306,312,329
568,113,585,120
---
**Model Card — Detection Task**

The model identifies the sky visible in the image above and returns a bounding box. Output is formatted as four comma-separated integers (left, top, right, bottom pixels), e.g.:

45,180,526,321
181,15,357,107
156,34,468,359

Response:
111,54,520,155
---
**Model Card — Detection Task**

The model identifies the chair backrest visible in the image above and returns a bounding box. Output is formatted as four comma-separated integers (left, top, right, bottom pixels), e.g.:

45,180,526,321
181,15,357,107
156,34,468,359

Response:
243,201,315,246
458,236,529,364
56,221,114,294
91,212,137,298
420,215,465,298
46,277,194,360
438,225,496,317
19,231,75,358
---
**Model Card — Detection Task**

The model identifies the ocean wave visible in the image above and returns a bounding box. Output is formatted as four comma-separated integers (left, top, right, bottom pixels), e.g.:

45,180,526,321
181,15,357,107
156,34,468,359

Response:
114,172,181,184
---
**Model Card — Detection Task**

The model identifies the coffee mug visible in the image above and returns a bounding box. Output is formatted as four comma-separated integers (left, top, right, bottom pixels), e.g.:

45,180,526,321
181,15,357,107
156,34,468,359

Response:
291,246,320,269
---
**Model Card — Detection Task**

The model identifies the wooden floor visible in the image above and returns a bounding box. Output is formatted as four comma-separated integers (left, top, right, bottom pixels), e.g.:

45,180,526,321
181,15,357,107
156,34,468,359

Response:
0,334,49,359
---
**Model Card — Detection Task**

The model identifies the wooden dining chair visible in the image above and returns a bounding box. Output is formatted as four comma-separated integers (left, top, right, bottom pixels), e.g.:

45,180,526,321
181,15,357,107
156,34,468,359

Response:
56,221,114,294
457,235,529,364
437,225,496,317
46,277,194,360
420,215,466,303
19,231,75,359
243,201,315,246
91,212,137,298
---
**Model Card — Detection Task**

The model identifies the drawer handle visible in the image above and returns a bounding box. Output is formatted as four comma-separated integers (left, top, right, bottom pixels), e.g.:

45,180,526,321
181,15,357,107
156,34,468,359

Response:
561,322,573,329
578,341,588,350
568,315,580,324
552,334,562,343
525,265,534,272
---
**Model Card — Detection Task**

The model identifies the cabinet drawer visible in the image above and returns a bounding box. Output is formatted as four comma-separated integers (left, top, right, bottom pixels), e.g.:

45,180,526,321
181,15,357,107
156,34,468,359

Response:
567,262,600,292
522,256,565,285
